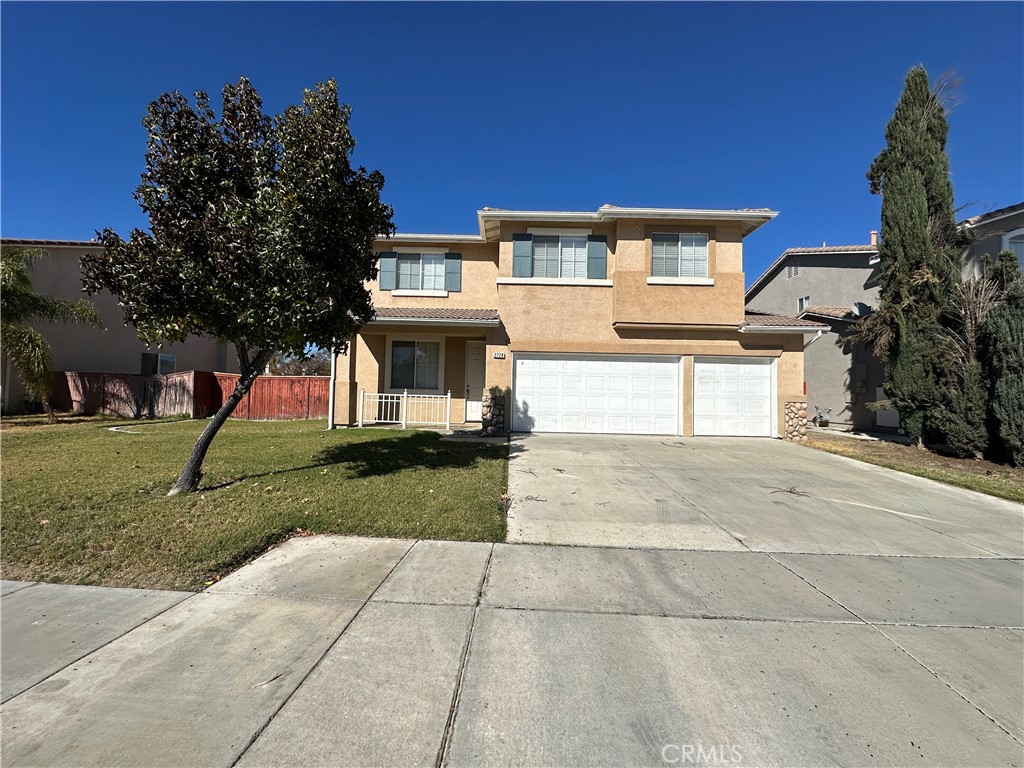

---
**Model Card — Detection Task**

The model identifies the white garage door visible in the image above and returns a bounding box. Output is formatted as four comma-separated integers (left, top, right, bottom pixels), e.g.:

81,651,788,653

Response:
693,358,774,436
513,355,679,434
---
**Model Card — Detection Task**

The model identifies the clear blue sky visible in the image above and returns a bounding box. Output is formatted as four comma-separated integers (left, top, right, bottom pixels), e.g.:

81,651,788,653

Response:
2,2,1022,286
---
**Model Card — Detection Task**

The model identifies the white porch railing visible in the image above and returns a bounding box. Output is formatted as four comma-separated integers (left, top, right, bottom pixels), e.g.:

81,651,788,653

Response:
357,390,452,429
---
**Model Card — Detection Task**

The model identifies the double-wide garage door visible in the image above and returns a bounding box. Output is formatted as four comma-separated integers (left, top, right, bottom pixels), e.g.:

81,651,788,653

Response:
513,355,679,435
513,354,774,437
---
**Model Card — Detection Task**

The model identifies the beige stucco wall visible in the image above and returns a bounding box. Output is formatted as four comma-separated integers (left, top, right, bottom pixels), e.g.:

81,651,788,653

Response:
332,215,803,437
334,325,491,426
369,240,499,309
0,243,238,413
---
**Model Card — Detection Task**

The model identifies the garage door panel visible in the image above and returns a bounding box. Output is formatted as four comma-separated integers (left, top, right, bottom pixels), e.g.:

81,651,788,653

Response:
693,358,773,437
514,355,678,435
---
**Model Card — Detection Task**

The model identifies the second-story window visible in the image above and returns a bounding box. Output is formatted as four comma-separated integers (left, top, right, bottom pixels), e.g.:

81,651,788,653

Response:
798,295,811,312
532,235,588,279
652,233,709,278
397,253,445,291
379,251,462,293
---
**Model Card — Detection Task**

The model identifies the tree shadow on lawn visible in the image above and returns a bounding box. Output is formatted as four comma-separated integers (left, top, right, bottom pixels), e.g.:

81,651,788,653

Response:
200,430,506,491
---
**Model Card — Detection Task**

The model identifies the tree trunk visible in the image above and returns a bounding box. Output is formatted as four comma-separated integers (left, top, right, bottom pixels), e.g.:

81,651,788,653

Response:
168,353,271,496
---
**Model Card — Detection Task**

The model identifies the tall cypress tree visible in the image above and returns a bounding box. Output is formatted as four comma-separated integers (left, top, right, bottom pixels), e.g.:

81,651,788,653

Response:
986,257,1024,466
865,66,962,446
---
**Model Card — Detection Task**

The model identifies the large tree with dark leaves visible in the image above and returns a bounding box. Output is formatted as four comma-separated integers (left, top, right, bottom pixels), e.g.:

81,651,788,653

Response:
84,78,394,494
864,66,965,447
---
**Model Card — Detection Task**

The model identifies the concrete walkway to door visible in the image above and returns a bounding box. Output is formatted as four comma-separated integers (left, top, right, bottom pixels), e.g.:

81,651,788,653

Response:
506,433,1024,558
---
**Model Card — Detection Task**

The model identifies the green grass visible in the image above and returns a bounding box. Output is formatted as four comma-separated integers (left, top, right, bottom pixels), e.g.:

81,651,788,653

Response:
804,432,1024,504
1,418,508,590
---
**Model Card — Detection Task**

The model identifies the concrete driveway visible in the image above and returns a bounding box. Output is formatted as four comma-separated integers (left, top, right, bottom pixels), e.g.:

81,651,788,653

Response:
3,535,1022,766
507,433,1024,557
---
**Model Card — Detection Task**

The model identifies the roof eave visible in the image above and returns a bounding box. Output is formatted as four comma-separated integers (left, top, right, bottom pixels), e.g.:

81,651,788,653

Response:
478,207,779,242
377,233,485,245
740,325,826,334
367,317,500,328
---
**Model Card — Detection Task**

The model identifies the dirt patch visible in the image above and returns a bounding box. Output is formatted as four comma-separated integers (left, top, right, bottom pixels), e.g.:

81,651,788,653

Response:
803,431,1024,504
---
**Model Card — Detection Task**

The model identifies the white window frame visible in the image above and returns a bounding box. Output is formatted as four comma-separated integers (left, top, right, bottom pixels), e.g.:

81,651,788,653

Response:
393,246,449,295
651,232,710,279
141,352,175,375
385,334,445,394
798,296,811,313
1004,228,1024,268
528,233,588,279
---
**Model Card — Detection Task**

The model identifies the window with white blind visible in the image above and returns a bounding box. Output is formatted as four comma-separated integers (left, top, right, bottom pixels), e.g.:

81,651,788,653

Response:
532,234,588,279
652,233,709,278
397,253,445,291
798,295,811,312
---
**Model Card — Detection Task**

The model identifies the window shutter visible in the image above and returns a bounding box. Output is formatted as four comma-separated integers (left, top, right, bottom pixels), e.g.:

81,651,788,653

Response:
379,252,397,291
444,253,462,292
512,234,533,278
586,235,607,279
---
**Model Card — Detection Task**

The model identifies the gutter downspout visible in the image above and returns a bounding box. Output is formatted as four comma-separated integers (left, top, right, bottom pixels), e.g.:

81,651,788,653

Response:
327,343,337,430
804,329,824,350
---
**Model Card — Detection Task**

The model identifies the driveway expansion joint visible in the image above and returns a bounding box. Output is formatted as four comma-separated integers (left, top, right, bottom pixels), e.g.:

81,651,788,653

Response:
872,623,1024,746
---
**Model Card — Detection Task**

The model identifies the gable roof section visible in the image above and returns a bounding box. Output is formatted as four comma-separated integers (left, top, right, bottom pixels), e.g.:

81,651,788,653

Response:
745,244,878,303
962,202,1024,228
740,310,827,333
1,238,99,248
799,305,858,321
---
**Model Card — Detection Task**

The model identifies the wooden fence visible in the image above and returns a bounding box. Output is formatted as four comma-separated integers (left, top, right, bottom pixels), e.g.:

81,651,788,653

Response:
212,373,330,420
53,371,330,421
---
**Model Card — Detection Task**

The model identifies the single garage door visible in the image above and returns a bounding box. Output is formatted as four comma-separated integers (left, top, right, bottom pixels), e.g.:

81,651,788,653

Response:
513,355,679,434
693,358,774,436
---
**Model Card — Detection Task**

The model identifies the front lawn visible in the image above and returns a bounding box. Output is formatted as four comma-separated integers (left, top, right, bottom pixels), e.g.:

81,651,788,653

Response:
803,431,1024,504
0,418,508,590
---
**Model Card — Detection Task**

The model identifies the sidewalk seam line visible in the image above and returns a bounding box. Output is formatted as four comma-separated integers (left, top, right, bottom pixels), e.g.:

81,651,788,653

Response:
436,542,494,768
0,589,197,704
228,539,419,768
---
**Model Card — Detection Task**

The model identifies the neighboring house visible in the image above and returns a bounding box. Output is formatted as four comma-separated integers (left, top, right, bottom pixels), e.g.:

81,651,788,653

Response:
744,236,895,431
331,205,826,438
0,239,237,413
961,202,1024,280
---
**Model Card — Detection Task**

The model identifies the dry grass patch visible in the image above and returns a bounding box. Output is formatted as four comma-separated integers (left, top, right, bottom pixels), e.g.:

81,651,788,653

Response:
803,431,1024,504
1,418,507,590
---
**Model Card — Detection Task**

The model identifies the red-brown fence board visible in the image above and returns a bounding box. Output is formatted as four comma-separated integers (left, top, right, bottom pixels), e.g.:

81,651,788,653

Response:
55,371,328,421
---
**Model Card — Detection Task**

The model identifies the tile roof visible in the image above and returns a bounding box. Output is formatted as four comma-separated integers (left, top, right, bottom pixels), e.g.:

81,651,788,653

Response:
372,307,500,322
1,238,99,247
800,305,858,321
963,202,1024,227
782,245,878,255
742,310,828,329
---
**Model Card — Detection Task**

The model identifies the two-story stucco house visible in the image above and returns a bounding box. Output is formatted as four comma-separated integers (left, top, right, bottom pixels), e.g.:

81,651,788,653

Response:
743,236,892,431
330,205,826,438
0,239,238,414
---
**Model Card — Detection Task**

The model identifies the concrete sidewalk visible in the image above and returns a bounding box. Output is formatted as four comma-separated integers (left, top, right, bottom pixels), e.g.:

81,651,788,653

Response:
2,535,1022,767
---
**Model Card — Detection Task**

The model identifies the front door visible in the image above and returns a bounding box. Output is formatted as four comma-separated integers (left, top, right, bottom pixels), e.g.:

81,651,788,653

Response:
465,341,486,422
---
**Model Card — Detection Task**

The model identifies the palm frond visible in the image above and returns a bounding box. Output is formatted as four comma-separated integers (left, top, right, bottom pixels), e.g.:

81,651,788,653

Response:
0,321,54,399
